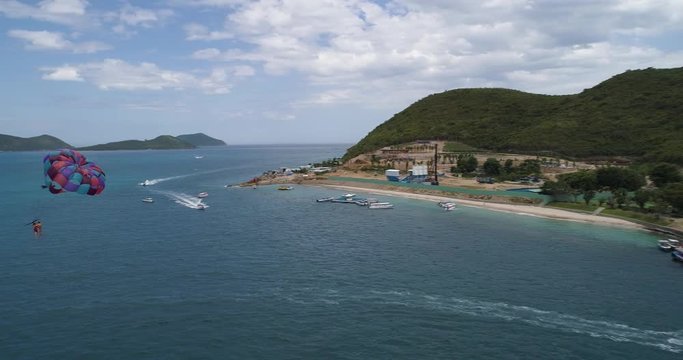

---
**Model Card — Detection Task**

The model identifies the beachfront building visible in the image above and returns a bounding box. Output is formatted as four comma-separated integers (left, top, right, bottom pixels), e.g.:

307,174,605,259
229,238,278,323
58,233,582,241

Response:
386,169,400,182
401,165,429,183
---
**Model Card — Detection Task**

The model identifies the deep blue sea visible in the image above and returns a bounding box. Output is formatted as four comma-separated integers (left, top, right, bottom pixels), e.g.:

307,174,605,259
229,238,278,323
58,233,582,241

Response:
1,145,682,359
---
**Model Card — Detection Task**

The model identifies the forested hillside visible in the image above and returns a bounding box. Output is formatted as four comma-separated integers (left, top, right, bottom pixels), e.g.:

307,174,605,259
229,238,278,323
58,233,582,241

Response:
0,134,71,151
343,67,683,165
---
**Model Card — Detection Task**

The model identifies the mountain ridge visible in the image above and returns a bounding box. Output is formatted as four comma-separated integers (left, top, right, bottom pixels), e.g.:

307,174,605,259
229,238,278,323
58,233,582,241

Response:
343,67,683,165
0,132,226,151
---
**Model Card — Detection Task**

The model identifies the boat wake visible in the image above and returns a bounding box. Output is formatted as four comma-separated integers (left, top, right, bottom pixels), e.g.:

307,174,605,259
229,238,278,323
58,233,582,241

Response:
273,288,683,353
138,167,237,186
138,175,187,186
154,190,208,209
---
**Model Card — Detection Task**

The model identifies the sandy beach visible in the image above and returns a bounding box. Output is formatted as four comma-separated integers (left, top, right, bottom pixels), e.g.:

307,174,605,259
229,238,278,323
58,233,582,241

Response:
317,183,646,230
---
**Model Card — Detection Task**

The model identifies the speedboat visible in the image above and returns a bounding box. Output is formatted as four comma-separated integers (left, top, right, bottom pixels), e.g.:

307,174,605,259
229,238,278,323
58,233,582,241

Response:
139,179,153,186
369,202,394,209
197,192,208,198
142,197,154,203
195,155,204,159
658,240,674,251
197,203,207,210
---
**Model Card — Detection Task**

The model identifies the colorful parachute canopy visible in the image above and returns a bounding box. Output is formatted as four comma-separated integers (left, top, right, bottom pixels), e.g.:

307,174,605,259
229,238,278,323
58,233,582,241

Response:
43,149,106,196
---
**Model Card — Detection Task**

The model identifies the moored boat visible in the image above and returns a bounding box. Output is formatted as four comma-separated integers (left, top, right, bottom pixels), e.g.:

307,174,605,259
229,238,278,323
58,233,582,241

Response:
658,240,674,251
316,197,335,202
369,202,394,209
277,186,293,191
438,202,456,210
672,250,683,262
331,193,358,203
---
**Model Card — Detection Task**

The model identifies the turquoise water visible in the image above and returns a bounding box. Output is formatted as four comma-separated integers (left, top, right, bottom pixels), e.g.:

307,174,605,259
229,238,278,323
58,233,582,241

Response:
1,145,681,359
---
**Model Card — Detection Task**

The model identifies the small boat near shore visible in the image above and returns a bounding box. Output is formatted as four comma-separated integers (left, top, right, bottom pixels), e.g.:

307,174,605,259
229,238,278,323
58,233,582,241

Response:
672,250,683,262
658,240,674,251
438,202,456,211
277,186,293,191
331,194,358,203
316,197,335,202
369,202,394,209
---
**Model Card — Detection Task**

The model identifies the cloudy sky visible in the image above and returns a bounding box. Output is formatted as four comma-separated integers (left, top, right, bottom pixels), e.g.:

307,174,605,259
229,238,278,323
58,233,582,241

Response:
1,0,682,146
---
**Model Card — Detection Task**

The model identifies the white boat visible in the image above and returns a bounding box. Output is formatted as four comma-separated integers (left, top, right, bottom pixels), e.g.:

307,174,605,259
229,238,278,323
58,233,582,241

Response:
196,203,207,210
667,239,681,247
139,179,153,186
195,155,204,159
369,202,394,209
658,240,674,251
197,192,208,198
142,197,154,203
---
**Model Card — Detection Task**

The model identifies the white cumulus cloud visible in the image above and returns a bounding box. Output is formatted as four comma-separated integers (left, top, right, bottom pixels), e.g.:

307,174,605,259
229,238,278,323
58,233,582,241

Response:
8,29,110,53
39,59,232,94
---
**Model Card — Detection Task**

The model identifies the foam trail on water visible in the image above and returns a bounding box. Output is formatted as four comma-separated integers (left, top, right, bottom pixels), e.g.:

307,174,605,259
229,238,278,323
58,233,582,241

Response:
138,167,239,186
138,175,187,186
153,190,208,209
278,288,683,353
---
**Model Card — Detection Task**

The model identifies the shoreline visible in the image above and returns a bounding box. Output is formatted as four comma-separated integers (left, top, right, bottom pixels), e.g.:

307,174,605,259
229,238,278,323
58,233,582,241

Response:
314,183,646,231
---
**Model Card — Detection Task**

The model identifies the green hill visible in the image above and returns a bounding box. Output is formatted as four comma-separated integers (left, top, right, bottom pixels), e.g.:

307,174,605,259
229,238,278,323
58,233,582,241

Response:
0,134,72,151
177,133,226,146
343,67,683,165
78,135,195,151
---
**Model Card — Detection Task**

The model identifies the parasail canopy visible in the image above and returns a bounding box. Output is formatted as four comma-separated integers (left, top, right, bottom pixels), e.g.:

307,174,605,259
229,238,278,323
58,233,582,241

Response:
43,149,106,196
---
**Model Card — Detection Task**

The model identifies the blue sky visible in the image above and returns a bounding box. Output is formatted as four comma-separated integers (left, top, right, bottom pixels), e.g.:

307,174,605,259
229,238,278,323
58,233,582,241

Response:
1,0,682,146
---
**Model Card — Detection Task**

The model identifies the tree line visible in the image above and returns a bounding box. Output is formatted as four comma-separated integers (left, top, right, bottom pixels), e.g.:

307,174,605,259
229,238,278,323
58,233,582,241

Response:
541,163,683,215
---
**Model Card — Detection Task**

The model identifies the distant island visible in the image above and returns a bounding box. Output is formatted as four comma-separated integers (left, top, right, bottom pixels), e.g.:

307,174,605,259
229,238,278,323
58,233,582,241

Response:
177,133,227,146
0,134,72,151
0,133,226,151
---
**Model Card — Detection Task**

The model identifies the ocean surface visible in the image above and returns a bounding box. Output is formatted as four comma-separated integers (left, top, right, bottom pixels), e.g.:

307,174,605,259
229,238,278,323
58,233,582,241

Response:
1,145,681,359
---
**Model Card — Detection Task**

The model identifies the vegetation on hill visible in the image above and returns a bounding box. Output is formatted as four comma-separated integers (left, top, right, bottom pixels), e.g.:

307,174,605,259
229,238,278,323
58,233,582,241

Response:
343,67,683,165
78,135,195,151
0,134,72,151
177,133,226,146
